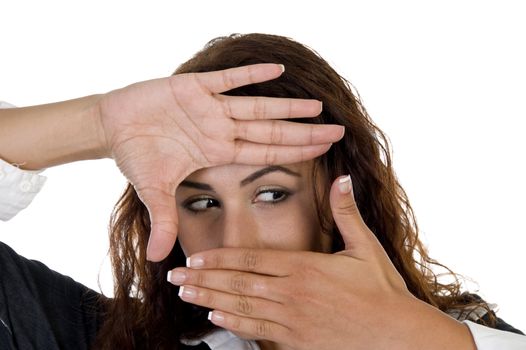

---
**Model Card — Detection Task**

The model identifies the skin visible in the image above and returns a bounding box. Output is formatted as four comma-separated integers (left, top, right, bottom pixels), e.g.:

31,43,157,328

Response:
168,169,478,350
175,161,330,257
0,63,345,262
0,61,477,348
174,161,331,349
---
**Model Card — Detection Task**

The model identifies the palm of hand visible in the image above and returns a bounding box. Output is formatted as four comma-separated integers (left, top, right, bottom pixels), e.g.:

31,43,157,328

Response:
94,64,343,261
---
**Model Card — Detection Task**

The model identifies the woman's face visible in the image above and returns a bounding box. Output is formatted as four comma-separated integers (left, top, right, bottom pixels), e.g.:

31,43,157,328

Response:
175,161,331,256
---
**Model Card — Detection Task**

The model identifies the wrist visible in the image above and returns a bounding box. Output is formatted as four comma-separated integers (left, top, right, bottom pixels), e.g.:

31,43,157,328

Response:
49,94,109,165
398,296,477,350
86,94,111,159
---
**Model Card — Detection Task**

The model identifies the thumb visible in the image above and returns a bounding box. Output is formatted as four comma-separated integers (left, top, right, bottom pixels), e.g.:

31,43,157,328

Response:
136,186,179,262
330,175,375,258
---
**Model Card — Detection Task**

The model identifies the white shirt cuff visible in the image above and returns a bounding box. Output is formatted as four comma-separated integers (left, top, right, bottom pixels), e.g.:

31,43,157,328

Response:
0,158,47,221
464,320,526,350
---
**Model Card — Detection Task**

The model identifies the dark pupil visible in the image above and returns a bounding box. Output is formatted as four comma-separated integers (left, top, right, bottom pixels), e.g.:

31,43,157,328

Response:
272,192,282,200
206,199,216,208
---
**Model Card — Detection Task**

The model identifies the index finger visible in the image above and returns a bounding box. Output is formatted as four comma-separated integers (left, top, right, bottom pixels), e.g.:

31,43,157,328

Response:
186,248,301,277
196,63,285,94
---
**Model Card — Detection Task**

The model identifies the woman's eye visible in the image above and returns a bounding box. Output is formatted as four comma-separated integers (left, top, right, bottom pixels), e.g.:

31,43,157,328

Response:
254,190,289,204
185,198,219,212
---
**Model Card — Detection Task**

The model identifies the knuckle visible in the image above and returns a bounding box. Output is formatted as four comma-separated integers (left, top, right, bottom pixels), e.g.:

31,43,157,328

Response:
231,140,243,162
254,320,271,337
253,97,266,120
230,273,249,293
203,290,215,306
299,145,306,162
234,121,248,141
221,100,234,119
239,249,260,271
230,315,242,330
335,199,361,217
213,253,225,269
264,145,278,165
270,120,283,144
235,295,253,315
222,70,236,91
195,271,207,287
189,73,207,95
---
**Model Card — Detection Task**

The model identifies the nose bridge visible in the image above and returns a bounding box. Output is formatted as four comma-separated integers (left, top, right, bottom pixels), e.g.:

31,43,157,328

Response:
221,205,258,248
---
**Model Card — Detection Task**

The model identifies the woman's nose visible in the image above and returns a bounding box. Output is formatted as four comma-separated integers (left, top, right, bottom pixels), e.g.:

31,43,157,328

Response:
220,208,261,249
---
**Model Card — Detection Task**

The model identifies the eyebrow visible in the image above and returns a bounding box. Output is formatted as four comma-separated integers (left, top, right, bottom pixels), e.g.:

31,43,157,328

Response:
179,180,215,192
179,165,301,191
239,165,301,186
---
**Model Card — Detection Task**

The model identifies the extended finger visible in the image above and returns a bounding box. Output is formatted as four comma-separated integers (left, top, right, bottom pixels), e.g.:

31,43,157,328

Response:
195,63,285,94
178,285,286,325
208,310,292,343
186,248,301,276
217,95,322,121
168,267,287,303
231,142,332,165
234,119,344,145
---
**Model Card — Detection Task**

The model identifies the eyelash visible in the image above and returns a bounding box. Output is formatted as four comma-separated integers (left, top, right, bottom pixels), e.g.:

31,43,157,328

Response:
254,189,290,205
182,189,291,214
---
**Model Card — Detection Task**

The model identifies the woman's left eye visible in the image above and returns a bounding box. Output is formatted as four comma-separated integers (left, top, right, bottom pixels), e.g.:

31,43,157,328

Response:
253,190,290,204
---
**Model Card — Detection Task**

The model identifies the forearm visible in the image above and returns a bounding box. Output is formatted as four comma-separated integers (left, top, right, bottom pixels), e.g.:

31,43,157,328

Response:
0,94,108,170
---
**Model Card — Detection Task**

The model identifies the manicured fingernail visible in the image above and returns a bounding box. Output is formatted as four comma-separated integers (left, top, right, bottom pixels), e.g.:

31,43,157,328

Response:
208,311,225,324
187,256,204,268
338,175,352,194
279,64,285,73
178,286,197,299
167,270,186,284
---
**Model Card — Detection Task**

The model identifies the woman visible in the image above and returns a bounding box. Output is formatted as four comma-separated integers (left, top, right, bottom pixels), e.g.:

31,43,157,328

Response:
95,34,526,349
1,34,524,349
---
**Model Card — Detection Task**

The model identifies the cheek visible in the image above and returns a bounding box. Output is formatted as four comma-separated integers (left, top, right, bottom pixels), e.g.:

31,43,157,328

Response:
259,215,318,251
255,201,321,251
176,216,221,257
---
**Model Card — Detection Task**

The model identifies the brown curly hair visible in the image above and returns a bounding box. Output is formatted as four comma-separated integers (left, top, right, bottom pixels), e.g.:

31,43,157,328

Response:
93,33,494,349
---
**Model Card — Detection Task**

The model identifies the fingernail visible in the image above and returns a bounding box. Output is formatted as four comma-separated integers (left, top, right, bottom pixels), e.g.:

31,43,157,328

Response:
167,270,186,284
319,101,323,113
187,256,205,268
338,175,352,194
208,311,225,324
279,64,285,73
178,286,197,299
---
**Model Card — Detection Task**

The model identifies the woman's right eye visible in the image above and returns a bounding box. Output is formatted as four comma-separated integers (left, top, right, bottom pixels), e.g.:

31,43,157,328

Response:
184,197,220,213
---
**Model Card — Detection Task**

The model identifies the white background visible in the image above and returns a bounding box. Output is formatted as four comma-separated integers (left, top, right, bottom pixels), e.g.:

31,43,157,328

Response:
1,0,525,332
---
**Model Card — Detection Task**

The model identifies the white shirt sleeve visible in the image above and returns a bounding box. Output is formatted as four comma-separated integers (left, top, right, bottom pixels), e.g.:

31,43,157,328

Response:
0,159,47,221
0,101,47,221
464,321,526,349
